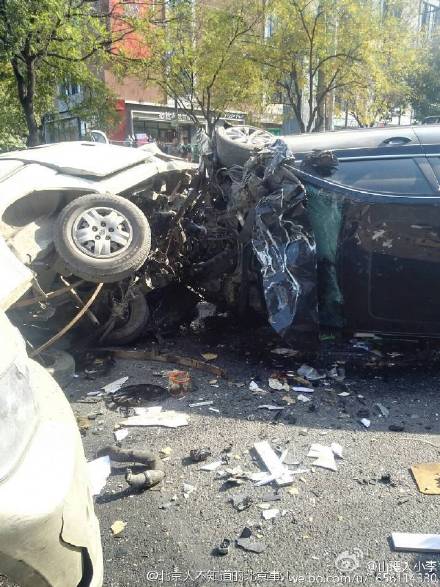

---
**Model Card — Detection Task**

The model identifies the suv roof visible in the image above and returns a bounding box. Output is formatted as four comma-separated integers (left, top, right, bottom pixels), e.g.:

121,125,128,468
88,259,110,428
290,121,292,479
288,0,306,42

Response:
282,125,440,156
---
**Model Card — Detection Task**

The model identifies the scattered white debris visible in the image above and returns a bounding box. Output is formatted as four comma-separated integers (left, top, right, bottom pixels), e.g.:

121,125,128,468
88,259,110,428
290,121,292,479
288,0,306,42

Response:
297,364,326,381
189,401,214,407
87,455,111,496
258,404,284,411
208,407,220,413
201,353,218,361
270,348,298,357
262,508,280,520
200,460,223,471
254,441,294,487
113,428,129,442
374,402,390,418
391,533,440,553
338,392,351,397
297,394,312,403
182,482,196,498
360,418,371,428
102,376,129,394
111,520,126,536
268,378,289,391
330,442,344,459
308,444,337,472
121,406,189,428
249,381,264,393
292,386,314,393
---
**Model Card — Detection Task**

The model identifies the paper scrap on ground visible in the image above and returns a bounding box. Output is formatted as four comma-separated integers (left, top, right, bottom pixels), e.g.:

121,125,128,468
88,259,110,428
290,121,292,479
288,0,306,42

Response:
360,418,371,428
308,444,337,472
249,381,264,393
113,428,128,442
121,406,189,428
297,394,312,403
338,392,351,397
102,377,129,394
392,533,440,553
268,378,289,391
200,460,223,471
411,463,440,495
88,455,111,496
262,508,279,520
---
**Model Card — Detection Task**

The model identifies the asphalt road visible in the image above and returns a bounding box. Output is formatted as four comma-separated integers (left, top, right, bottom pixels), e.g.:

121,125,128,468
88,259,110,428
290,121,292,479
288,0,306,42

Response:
69,328,440,587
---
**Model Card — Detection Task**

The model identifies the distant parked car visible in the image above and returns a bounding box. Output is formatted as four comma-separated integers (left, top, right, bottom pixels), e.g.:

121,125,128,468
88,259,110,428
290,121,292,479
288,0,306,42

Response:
422,116,440,124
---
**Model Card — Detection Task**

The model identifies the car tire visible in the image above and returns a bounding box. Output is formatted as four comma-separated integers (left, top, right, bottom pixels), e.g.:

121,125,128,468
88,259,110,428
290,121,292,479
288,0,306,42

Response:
215,125,275,168
54,193,151,283
105,290,150,345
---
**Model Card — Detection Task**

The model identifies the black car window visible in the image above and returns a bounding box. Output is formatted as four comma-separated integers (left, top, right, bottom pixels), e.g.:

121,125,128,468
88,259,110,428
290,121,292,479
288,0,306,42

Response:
326,158,432,195
429,157,440,182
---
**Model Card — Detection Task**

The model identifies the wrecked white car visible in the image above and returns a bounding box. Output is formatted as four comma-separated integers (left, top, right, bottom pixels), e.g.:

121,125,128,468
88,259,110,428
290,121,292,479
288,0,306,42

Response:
0,141,196,347
0,283,103,586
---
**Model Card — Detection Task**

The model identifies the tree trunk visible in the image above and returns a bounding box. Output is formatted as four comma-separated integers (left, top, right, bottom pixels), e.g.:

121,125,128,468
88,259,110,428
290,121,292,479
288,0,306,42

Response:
24,101,40,147
314,69,325,132
11,56,41,147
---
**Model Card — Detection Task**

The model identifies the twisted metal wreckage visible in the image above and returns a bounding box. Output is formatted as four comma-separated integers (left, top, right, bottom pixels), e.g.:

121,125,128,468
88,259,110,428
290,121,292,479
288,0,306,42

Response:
4,129,420,354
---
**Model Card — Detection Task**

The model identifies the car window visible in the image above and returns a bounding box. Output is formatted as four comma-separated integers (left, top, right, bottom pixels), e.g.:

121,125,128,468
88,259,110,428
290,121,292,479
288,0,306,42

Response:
429,157,440,182
326,158,432,195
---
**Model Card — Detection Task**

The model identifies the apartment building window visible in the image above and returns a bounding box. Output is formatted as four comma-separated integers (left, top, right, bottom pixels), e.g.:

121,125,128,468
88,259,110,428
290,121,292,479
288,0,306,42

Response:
60,83,81,97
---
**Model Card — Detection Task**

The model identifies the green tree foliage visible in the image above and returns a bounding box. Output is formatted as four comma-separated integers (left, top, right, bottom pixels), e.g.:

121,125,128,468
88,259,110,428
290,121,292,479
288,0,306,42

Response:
0,0,129,146
408,36,440,122
261,0,422,131
126,0,265,136
344,0,420,127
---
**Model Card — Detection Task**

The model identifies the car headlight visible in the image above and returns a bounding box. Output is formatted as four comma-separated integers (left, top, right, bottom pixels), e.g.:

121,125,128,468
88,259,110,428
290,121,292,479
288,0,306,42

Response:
0,312,39,481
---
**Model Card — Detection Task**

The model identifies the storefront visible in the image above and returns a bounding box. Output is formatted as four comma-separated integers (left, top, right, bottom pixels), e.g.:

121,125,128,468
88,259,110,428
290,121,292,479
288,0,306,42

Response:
124,102,246,147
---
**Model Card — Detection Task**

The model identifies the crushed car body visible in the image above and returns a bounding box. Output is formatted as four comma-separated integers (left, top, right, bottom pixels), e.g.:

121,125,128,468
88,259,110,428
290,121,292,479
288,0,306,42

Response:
4,124,440,350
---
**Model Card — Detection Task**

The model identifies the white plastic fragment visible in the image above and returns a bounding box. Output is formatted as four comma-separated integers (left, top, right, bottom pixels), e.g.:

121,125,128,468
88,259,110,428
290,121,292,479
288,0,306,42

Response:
189,401,214,407
87,455,111,496
258,404,284,411
262,508,280,520
254,441,294,487
113,428,129,442
360,418,371,428
307,444,337,472
338,392,351,397
249,381,264,393
200,460,223,471
297,394,312,403
297,364,326,381
208,407,220,413
121,406,189,428
292,386,314,393
392,533,440,553
330,442,344,459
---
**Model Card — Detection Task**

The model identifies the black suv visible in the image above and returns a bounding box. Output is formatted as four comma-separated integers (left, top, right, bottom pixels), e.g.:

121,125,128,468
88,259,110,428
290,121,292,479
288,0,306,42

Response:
281,125,440,338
